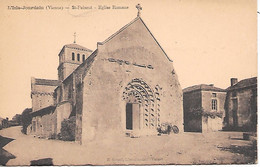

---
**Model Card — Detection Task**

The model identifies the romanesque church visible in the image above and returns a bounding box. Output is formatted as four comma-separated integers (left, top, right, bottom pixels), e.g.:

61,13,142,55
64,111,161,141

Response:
28,8,183,144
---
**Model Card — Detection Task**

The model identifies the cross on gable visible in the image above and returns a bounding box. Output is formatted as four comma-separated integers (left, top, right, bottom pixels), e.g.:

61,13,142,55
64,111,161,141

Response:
136,4,142,17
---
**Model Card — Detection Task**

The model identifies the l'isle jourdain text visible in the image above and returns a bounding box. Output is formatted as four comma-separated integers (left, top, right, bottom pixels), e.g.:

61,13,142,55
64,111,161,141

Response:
7,5,129,10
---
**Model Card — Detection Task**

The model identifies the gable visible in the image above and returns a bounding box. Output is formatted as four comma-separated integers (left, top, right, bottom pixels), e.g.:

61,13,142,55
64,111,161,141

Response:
97,17,173,63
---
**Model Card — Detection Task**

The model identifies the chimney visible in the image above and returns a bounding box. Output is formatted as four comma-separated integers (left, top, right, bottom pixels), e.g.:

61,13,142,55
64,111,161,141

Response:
231,78,238,86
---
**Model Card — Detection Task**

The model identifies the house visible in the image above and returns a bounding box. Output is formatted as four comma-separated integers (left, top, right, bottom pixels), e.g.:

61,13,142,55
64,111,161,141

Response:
0,117,9,129
28,6,183,144
0,117,3,129
224,77,257,132
183,84,226,132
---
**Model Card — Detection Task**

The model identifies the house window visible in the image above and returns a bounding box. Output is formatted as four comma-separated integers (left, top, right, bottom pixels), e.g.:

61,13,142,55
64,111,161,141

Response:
77,53,80,61
82,54,85,61
212,93,216,97
72,52,75,61
212,99,217,110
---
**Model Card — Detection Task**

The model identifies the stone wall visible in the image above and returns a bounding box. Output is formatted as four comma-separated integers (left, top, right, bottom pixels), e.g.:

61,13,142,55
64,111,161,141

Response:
201,91,226,132
31,78,59,112
183,90,202,132
201,91,226,113
58,47,92,81
29,106,57,139
202,116,222,132
183,90,226,132
80,18,183,144
55,101,72,134
224,86,257,131
29,18,184,144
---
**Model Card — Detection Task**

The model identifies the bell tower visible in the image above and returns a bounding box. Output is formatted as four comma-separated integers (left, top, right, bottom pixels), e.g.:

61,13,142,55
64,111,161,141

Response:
58,37,92,81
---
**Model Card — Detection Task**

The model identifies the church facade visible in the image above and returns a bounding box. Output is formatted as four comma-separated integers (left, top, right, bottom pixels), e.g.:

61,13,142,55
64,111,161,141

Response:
28,14,183,144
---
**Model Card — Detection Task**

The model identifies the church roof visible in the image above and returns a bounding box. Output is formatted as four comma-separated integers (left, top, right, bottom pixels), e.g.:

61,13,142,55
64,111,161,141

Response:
97,16,173,62
31,105,56,116
64,43,92,52
226,77,257,91
34,78,60,86
183,84,226,93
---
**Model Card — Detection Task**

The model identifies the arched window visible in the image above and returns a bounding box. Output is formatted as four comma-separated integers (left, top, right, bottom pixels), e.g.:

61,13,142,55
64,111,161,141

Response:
82,54,85,61
72,52,75,61
77,53,80,61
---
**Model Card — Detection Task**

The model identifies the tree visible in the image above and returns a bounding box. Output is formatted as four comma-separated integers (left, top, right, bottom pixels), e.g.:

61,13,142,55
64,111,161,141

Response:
12,114,22,125
21,108,32,134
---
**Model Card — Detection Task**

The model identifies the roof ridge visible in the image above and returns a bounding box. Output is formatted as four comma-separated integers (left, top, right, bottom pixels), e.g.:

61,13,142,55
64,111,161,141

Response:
183,84,225,93
64,43,92,52
226,77,257,90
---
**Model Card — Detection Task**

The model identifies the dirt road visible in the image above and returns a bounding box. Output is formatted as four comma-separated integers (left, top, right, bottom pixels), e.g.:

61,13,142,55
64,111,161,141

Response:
0,126,257,165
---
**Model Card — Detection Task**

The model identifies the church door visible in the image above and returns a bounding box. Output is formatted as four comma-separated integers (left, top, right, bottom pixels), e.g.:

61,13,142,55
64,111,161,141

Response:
126,103,140,130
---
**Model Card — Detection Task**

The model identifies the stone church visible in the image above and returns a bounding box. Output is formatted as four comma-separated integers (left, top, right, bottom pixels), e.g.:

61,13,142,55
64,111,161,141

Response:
28,7,183,144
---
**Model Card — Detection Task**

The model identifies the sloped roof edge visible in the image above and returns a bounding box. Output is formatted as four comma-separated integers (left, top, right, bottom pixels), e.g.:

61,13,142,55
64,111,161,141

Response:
54,49,98,93
98,17,140,45
183,84,226,93
226,77,257,91
58,43,92,56
64,43,92,52
31,105,56,116
33,78,61,86
98,16,173,62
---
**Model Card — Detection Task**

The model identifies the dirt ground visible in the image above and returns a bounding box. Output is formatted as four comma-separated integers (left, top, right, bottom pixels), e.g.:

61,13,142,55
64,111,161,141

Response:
0,126,257,165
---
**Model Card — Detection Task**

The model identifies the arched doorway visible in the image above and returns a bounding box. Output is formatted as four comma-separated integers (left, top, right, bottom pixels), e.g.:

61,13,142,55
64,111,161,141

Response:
123,78,161,134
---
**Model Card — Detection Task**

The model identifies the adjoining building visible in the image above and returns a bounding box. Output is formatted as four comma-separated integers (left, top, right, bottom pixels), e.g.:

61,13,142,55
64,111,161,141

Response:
223,77,257,132
183,84,226,132
27,8,183,144
0,117,4,129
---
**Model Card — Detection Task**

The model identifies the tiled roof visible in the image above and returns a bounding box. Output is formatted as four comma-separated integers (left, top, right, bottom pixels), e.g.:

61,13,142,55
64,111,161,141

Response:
226,77,257,91
183,84,226,93
34,78,60,86
64,43,92,52
97,16,173,62
31,105,56,116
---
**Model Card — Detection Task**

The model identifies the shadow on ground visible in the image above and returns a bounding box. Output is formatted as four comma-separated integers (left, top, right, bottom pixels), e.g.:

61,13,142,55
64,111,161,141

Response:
230,137,244,141
219,140,257,164
30,158,53,166
0,135,16,165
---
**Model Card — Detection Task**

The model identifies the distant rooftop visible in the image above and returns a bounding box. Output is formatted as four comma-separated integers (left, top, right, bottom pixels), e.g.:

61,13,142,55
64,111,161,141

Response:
183,84,226,93
64,43,92,52
227,77,257,91
34,78,60,86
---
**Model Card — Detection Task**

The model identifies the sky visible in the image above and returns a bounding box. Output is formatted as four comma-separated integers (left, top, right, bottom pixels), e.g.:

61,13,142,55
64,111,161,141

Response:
0,0,257,118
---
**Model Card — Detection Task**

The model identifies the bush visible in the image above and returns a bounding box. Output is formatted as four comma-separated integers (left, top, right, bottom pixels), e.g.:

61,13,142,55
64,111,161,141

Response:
60,116,76,141
186,107,223,119
157,123,179,134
